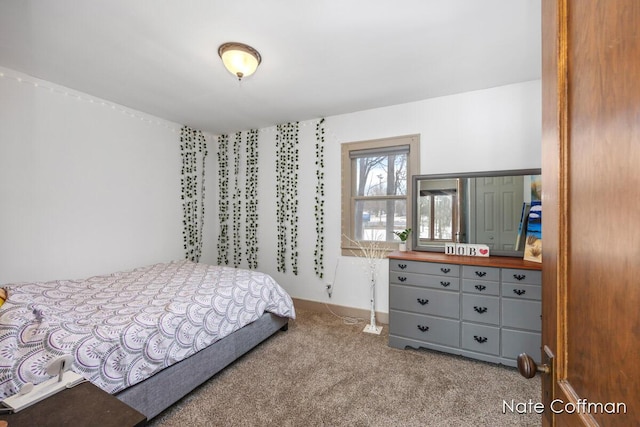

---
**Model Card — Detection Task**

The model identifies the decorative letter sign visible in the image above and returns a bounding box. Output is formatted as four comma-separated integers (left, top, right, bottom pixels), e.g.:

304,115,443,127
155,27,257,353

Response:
444,243,490,257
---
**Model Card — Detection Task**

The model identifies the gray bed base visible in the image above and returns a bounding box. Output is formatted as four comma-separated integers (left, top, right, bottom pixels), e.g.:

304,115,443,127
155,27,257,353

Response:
115,312,289,420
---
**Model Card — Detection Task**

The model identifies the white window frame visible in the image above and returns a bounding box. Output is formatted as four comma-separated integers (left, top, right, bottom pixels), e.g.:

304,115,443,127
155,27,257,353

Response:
341,134,420,255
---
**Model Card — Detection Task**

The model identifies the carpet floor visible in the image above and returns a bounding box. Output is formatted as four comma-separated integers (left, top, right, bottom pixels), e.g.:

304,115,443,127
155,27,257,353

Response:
147,308,541,426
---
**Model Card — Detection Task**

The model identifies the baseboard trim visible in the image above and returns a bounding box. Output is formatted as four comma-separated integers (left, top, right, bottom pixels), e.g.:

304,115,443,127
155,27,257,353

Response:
292,298,389,325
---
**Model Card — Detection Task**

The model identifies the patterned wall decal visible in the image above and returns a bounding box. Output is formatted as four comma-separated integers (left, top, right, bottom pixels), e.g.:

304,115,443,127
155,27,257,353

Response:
232,132,243,267
180,126,208,262
245,129,260,269
275,122,300,275
314,118,326,278
217,134,229,265
218,130,259,269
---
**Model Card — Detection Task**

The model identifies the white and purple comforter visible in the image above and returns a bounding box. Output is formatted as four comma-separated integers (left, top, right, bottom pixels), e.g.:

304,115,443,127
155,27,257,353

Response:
0,260,295,399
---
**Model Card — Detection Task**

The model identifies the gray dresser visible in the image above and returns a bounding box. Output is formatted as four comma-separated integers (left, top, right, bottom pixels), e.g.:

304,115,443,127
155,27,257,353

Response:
388,252,542,367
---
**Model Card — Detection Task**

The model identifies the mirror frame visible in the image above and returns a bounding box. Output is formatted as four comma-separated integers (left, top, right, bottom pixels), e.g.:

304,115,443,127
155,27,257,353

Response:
411,168,542,257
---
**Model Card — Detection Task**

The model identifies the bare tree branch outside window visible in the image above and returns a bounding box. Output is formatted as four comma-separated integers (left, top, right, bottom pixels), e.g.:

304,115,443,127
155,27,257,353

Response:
353,152,407,243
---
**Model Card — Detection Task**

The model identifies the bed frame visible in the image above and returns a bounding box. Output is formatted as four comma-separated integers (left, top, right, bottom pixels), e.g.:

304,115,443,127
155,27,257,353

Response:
115,312,289,420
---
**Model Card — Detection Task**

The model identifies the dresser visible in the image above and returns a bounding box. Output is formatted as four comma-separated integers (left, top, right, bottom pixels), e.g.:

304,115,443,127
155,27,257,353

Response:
388,251,542,367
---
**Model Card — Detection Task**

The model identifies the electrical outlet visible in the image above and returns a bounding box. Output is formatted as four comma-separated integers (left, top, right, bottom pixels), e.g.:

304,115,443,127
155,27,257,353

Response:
325,283,332,298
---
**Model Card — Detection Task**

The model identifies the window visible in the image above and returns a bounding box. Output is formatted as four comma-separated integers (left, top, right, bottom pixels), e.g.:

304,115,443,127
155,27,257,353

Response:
416,181,458,242
341,135,420,254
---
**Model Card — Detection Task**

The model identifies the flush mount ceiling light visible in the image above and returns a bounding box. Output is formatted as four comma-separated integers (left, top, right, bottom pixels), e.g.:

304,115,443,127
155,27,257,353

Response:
218,42,262,81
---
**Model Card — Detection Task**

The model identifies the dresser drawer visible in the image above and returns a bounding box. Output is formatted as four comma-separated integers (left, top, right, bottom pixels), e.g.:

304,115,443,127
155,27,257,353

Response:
390,285,459,319
389,260,460,277
501,329,541,361
462,279,500,296
502,268,542,285
502,283,541,301
462,294,500,325
389,271,460,291
389,310,460,348
462,323,500,355
502,299,541,331
462,265,500,282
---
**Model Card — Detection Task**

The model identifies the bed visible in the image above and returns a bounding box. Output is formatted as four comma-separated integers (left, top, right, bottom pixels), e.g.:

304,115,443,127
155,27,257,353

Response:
0,260,295,419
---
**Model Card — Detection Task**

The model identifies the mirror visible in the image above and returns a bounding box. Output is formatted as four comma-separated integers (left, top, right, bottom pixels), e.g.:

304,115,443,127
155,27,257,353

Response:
412,169,541,257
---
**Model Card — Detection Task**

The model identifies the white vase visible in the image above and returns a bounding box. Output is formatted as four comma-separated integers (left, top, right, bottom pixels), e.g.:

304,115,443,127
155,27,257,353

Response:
399,242,407,252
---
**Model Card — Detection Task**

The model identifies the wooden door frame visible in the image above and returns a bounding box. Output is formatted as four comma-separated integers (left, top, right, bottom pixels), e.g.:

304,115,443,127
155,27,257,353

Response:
541,0,562,423
542,1,640,425
541,0,599,425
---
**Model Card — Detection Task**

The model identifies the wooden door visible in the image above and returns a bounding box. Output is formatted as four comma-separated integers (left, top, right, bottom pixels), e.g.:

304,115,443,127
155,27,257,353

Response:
526,1,640,425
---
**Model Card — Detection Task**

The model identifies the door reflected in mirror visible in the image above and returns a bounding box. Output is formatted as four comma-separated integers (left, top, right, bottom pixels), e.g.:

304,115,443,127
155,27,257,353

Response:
413,169,541,257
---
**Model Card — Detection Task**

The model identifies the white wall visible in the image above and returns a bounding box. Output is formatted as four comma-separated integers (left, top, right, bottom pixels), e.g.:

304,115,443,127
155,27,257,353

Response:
1,64,540,319
0,67,192,282
232,80,542,315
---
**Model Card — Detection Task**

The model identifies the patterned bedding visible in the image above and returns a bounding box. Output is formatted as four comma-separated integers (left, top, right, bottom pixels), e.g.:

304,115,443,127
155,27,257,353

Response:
0,260,295,399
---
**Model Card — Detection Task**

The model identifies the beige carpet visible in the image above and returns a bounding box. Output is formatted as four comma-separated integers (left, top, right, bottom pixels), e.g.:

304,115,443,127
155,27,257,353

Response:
148,308,541,426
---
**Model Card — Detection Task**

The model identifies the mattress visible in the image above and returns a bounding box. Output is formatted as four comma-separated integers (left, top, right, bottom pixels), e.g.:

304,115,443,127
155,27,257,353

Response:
0,260,295,399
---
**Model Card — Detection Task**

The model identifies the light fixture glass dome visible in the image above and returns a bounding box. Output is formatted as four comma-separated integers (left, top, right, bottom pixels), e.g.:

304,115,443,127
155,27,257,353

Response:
218,42,262,80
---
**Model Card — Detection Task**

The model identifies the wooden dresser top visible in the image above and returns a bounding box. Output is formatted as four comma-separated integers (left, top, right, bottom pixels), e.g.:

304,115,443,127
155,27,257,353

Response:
387,251,542,271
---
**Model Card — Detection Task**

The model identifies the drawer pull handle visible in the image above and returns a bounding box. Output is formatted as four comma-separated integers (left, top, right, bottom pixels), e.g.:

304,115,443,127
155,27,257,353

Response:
474,271,487,278
417,298,429,305
514,274,526,281
440,281,451,287
398,276,407,282
440,268,451,274
473,306,488,314
473,335,488,343
475,285,486,291
417,325,430,332
513,289,526,296
399,264,407,270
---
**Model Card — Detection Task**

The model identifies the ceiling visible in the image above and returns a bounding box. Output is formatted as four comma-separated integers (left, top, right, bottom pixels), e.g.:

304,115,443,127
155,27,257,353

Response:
0,1,541,135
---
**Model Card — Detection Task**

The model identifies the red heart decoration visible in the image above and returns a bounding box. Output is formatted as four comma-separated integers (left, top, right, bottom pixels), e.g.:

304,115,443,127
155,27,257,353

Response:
479,249,488,255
